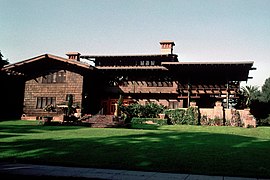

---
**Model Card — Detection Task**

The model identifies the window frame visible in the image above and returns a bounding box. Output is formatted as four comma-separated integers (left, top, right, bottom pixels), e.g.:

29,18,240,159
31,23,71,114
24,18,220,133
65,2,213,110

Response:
36,97,56,109
42,70,66,84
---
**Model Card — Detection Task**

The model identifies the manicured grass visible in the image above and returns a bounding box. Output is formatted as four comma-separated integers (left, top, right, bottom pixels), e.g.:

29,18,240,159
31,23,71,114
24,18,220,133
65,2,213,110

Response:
0,120,270,178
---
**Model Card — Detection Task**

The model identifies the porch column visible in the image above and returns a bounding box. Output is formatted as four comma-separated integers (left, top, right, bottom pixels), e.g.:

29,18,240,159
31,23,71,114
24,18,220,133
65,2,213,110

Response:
226,81,229,109
187,83,191,107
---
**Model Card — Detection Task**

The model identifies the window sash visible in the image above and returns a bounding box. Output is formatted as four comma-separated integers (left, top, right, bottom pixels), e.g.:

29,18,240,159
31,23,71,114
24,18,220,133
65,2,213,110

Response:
36,97,56,109
42,71,66,83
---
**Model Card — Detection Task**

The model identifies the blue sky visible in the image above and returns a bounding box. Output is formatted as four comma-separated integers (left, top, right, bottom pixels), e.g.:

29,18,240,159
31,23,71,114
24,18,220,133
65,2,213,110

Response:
1,0,270,88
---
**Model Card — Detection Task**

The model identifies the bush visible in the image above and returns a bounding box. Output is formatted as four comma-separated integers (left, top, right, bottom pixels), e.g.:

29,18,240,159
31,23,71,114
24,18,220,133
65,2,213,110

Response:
131,117,168,125
141,103,165,118
164,107,199,125
259,114,270,126
130,117,167,129
208,117,223,126
225,110,242,127
184,106,199,125
164,109,186,125
119,103,143,118
120,102,165,120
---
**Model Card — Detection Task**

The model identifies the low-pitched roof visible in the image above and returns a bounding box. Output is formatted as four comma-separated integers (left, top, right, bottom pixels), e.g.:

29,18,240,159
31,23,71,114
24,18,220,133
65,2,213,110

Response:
80,54,178,64
2,53,256,82
161,61,255,81
2,54,95,76
81,54,177,59
96,66,168,70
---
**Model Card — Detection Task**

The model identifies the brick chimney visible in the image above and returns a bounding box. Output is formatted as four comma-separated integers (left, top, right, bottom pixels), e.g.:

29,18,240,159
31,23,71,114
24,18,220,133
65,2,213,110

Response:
66,52,81,61
159,41,175,54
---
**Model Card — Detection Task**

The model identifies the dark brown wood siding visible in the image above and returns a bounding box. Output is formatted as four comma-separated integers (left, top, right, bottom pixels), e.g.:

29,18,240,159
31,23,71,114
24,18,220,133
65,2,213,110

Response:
23,70,83,117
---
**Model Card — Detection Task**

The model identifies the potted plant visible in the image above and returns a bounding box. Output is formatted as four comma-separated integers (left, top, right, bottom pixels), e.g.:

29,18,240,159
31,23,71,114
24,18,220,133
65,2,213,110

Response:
190,101,196,107
42,104,56,124
215,101,222,107
42,115,53,124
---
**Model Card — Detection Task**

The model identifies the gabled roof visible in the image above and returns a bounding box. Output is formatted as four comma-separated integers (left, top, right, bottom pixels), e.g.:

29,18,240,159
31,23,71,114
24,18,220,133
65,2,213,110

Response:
2,54,95,76
3,54,94,70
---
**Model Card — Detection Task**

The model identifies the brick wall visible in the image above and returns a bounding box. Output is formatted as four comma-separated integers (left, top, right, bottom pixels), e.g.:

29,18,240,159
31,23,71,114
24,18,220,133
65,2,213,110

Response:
199,102,256,127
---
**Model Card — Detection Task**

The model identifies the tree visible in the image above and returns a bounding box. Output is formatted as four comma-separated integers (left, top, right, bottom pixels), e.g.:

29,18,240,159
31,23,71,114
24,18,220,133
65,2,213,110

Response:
240,85,260,108
248,78,270,125
0,51,9,68
260,77,270,103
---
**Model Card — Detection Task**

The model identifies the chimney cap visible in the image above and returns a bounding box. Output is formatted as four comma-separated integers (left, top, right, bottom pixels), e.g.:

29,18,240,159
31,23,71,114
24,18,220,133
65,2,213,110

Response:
159,40,175,46
66,52,81,56
66,52,81,61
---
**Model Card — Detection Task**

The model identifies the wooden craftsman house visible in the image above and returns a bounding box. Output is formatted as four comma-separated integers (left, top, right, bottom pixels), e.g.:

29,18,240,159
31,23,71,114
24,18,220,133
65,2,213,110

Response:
1,41,255,121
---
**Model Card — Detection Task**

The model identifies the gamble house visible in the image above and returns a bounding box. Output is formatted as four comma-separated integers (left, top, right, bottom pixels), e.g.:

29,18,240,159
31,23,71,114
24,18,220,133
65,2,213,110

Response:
2,41,256,124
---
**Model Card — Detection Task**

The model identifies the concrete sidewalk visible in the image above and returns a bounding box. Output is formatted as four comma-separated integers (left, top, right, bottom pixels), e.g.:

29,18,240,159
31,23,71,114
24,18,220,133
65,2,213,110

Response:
0,162,268,180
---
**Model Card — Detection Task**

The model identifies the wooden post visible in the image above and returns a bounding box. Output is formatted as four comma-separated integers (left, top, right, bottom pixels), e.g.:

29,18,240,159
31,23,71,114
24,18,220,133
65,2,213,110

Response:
187,83,190,107
226,81,229,109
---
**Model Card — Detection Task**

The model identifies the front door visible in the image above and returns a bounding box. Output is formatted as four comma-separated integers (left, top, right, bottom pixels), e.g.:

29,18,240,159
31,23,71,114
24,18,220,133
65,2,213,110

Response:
101,99,117,115
101,98,135,115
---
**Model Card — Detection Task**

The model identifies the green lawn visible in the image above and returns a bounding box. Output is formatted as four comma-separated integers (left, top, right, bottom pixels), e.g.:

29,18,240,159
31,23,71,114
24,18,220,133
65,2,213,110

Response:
0,120,270,178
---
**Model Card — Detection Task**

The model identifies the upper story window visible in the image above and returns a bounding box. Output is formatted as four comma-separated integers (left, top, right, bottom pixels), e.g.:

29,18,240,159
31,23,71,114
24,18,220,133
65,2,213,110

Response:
147,81,173,87
169,101,179,109
42,71,66,83
139,60,156,66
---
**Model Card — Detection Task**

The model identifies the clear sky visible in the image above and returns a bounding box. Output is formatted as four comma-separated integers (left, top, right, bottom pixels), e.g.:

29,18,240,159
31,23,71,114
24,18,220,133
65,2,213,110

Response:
1,0,269,88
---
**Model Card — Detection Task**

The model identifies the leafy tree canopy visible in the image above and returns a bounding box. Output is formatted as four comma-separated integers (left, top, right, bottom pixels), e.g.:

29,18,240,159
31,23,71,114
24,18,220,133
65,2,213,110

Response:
260,77,270,102
237,85,260,108
0,50,9,68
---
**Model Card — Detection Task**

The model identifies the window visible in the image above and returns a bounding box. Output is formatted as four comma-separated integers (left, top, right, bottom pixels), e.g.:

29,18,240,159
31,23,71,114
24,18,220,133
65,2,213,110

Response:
147,81,173,87
169,101,179,109
36,97,56,109
66,94,74,101
42,71,66,83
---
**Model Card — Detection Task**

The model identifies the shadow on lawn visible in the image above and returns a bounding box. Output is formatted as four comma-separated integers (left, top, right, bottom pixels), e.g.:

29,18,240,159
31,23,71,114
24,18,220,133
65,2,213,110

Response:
0,126,270,179
0,120,87,134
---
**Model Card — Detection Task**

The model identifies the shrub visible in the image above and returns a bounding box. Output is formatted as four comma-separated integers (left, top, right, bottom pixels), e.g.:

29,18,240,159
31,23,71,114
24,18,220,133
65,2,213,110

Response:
164,107,199,125
131,117,168,125
141,103,165,118
164,109,186,125
259,114,270,126
225,110,242,127
200,115,208,125
184,106,199,125
120,102,165,121
208,117,223,126
120,103,143,118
